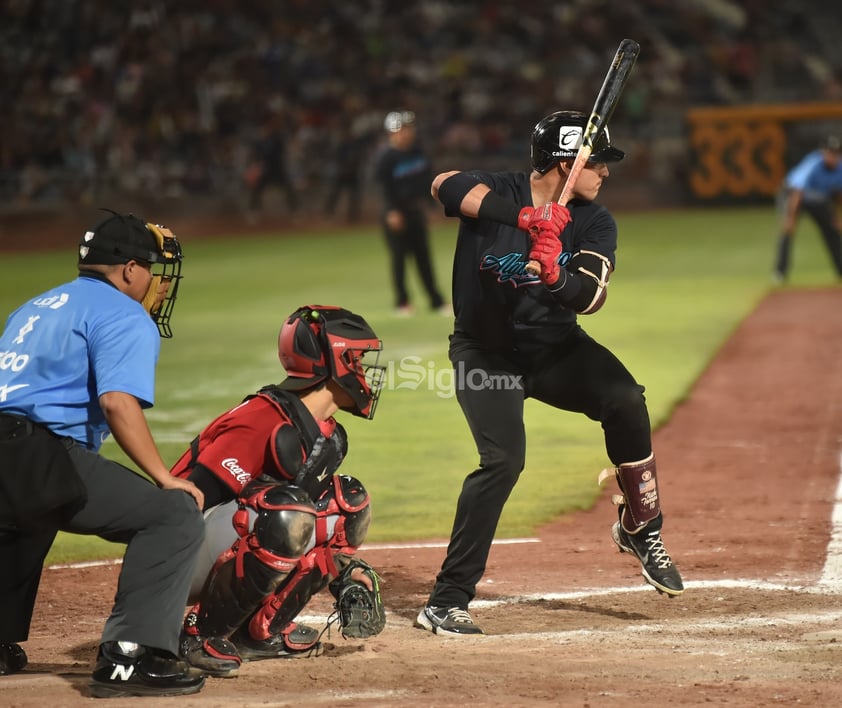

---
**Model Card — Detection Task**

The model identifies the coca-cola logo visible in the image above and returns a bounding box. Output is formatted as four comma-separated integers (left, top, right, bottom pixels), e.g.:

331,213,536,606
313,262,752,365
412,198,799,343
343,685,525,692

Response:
221,457,251,484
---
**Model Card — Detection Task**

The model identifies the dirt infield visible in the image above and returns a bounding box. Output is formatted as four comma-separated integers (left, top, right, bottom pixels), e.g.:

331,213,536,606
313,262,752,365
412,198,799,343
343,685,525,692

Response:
4,287,842,707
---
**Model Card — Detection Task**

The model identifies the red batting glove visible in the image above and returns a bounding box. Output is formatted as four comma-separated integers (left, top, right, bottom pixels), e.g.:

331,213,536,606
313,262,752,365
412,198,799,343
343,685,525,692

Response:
528,229,563,285
517,206,536,230
525,202,571,236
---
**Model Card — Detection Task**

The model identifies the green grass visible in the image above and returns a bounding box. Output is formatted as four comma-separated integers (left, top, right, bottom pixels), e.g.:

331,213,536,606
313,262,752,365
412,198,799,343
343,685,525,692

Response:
1,207,836,563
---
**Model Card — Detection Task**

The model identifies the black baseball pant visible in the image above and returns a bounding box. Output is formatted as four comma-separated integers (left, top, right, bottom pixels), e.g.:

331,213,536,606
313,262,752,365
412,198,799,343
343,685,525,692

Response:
428,326,652,609
383,207,445,309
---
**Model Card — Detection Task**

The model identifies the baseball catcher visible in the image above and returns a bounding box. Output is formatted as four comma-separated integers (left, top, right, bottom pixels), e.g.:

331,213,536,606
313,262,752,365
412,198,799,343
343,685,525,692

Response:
171,305,387,677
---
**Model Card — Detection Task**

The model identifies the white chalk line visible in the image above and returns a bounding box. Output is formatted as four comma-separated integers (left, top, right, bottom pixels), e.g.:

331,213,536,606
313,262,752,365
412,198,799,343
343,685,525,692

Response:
819,449,842,588
46,537,541,570
48,444,842,606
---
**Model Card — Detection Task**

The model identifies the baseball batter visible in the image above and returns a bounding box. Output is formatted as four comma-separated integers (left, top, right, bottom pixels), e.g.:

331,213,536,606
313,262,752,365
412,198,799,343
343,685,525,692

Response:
415,111,684,637
172,305,386,677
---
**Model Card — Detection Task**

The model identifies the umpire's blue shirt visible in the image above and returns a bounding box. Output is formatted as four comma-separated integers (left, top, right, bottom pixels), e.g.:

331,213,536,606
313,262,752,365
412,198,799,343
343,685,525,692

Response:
0,273,159,450
785,150,842,203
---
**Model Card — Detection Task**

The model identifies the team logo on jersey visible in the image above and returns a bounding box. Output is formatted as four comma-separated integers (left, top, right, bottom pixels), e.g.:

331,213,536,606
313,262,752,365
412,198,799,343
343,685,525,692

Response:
480,251,570,286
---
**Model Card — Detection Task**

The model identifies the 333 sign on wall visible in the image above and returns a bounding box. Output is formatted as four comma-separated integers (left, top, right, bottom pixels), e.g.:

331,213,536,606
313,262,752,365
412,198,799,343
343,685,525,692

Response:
686,102,842,200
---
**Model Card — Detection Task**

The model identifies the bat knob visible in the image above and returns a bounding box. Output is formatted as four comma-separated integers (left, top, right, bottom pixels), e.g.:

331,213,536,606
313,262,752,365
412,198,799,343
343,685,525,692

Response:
525,260,541,276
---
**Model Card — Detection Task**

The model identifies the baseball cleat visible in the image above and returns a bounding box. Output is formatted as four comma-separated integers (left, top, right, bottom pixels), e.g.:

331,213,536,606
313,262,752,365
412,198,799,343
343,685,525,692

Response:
179,632,241,678
231,624,323,661
415,606,484,636
89,641,205,698
0,642,27,675
612,510,684,597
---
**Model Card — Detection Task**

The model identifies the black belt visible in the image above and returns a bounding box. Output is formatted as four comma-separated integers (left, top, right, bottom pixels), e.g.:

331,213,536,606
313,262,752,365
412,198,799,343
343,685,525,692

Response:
0,412,35,439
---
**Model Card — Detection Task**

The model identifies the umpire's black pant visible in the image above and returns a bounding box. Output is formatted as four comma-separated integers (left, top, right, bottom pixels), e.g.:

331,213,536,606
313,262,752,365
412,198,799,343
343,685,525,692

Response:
383,207,445,310
0,440,204,655
428,327,652,609
775,189,842,277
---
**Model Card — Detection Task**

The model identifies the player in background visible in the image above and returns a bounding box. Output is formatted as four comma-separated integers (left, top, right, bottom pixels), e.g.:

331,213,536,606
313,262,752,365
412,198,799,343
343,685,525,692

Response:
773,134,842,283
415,110,684,637
374,110,449,316
0,211,206,697
172,305,386,677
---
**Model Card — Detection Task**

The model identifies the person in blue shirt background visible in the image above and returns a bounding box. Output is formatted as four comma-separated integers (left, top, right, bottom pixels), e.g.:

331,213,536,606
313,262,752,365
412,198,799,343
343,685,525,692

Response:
773,135,842,283
0,211,206,698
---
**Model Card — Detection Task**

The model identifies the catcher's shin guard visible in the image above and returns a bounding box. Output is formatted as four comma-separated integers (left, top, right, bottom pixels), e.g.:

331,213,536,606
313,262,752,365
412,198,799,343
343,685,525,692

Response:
245,475,372,642
599,453,660,530
190,482,317,638
248,558,331,641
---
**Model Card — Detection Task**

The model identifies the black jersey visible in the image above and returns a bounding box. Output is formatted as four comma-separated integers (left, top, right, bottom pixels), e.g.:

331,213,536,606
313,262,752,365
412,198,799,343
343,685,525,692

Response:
450,170,617,354
374,143,433,212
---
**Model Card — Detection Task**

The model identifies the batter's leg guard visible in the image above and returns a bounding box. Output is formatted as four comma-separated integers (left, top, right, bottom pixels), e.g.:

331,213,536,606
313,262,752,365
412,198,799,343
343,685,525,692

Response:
600,454,684,597
606,453,661,530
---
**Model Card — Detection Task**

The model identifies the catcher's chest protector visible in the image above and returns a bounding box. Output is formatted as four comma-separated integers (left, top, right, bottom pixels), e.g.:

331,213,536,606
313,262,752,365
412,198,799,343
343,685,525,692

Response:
257,386,348,501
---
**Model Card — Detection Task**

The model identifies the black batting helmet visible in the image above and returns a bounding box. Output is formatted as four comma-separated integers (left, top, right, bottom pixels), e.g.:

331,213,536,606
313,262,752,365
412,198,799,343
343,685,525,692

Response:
277,305,385,419
530,110,625,174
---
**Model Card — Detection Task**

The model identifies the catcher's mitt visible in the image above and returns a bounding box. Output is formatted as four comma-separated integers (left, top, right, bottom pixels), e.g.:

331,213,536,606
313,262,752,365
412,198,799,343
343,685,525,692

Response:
329,559,386,639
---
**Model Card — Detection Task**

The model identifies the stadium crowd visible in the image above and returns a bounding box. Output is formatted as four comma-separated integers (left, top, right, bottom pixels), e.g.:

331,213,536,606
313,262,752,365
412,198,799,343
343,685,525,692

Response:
1,0,840,216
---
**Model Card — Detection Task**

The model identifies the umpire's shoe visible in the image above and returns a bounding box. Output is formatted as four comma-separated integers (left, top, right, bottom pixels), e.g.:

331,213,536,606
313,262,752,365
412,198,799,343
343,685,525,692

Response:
0,642,27,675
232,623,324,661
612,507,684,596
415,606,484,636
179,632,241,678
89,641,205,698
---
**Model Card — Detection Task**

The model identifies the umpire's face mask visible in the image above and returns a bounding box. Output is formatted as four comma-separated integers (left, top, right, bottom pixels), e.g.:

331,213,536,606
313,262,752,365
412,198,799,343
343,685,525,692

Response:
140,224,183,339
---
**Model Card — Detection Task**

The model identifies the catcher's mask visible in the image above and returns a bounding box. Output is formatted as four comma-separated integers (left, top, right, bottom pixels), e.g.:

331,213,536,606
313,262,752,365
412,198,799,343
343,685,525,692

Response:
530,110,625,174
78,209,184,338
277,305,385,419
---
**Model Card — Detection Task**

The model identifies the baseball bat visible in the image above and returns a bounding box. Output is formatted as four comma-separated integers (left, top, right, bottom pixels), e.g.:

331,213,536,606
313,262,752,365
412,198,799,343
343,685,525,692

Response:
526,38,640,276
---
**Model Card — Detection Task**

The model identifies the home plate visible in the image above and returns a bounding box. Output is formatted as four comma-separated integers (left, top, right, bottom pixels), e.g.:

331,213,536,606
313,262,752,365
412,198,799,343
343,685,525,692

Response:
801,630,842,642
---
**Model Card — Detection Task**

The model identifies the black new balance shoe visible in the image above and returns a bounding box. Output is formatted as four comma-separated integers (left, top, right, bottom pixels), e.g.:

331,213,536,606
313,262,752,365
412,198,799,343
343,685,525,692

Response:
89,641,205,698
612,509,684,597
415,606,484,636
0,642,27,675
179,632,241,678
232,623,324,662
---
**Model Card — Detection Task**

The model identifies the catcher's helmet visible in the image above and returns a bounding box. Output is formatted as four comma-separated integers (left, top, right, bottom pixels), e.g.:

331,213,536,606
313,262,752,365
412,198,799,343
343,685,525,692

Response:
78,209,184,338
277,305,385,419
530,110,625,174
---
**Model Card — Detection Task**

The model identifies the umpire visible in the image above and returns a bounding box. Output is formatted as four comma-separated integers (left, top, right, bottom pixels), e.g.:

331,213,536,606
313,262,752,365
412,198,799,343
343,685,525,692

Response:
0,211,206,698
773,134,842,283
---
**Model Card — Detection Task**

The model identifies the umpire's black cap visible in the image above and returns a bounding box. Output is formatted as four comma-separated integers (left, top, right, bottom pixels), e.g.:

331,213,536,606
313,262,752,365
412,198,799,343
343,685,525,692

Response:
78,210,164,266
822,135,842,152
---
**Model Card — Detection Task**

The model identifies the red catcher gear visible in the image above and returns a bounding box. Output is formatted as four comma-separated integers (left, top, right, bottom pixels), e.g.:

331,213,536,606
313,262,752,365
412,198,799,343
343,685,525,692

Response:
276,305,385,419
